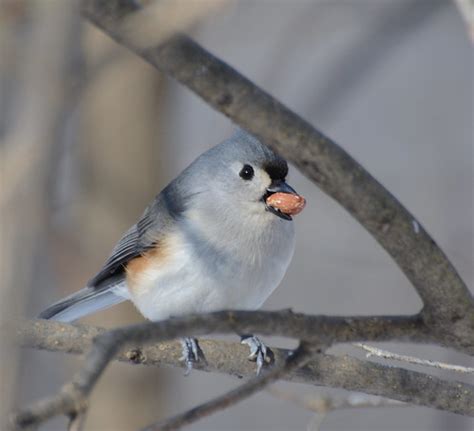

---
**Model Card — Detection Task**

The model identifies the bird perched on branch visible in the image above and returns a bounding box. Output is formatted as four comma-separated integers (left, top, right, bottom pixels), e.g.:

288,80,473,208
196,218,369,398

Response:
38,129,306,374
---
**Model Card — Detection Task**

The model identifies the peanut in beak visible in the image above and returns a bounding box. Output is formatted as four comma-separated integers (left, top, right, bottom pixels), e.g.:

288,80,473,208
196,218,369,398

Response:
265,192,306,216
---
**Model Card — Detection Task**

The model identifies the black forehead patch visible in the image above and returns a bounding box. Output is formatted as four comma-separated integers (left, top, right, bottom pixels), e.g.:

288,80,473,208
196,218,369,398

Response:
264,159,288,180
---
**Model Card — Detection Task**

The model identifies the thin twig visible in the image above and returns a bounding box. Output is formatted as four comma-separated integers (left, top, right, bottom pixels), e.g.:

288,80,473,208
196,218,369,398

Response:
355,343,474,375
142,342,316,431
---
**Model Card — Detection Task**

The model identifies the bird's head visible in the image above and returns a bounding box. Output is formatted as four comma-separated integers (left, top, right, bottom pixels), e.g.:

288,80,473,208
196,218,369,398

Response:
182,129,306,223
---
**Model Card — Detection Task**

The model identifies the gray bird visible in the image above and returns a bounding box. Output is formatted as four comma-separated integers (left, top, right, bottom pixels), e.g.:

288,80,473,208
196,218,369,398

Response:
39,129,306,373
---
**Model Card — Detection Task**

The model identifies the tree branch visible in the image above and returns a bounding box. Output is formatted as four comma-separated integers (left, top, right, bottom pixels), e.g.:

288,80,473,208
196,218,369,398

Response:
80,0,473,346
9,317,474,430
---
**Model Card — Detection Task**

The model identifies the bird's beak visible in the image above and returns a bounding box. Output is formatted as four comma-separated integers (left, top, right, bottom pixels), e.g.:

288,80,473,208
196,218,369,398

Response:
264,180,306,220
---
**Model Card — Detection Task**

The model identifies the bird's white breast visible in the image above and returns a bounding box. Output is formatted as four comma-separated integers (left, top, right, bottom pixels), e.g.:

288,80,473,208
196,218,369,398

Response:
126,213,295,322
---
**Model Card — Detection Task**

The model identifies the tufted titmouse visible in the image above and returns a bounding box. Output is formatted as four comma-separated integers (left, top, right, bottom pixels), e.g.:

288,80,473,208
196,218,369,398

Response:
39,130,306,373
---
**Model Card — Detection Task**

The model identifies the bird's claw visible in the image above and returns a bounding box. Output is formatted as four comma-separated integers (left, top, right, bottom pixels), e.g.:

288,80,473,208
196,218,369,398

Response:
241,335,273,375
180,337,204,375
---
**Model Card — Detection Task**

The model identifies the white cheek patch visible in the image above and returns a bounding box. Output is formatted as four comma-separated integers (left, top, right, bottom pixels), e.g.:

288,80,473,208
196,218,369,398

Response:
254,168,271,189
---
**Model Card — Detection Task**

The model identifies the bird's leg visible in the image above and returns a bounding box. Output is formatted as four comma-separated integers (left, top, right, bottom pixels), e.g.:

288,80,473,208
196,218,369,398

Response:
180,337,204,375
240,334,274,375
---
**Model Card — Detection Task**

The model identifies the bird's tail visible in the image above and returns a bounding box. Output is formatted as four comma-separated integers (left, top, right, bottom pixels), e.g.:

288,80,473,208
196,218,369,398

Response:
38,279,129,323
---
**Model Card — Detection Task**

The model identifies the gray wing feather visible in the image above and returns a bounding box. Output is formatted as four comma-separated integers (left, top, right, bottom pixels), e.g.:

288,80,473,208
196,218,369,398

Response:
88,202,162,287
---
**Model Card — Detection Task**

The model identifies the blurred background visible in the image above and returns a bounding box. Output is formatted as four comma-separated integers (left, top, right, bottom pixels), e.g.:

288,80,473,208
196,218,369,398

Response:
0,0,472,430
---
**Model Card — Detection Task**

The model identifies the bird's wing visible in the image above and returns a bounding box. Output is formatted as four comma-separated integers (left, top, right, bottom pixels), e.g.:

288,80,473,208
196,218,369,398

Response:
87,203,161,288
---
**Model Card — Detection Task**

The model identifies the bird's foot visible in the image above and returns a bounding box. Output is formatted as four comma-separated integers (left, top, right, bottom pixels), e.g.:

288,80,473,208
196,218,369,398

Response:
241,334,274,375
180,337,204,375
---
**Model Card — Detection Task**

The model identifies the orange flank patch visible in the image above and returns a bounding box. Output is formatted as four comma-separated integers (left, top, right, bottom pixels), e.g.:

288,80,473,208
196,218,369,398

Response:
125,239,172,297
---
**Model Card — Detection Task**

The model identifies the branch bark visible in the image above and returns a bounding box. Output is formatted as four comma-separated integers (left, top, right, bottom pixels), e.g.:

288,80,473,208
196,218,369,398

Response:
9,317,474,430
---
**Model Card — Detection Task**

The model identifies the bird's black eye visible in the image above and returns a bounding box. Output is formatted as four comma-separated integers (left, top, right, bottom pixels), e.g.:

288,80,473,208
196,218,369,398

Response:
239,164,254,180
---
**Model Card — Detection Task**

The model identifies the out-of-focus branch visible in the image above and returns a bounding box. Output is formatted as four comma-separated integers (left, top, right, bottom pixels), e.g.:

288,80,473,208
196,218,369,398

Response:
0,2,79,428
119,0,228,50
80,0,473,347
355,343,474,374
454,0,474,42
268,388,406,431
268,387,406,413
304,0,446,122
